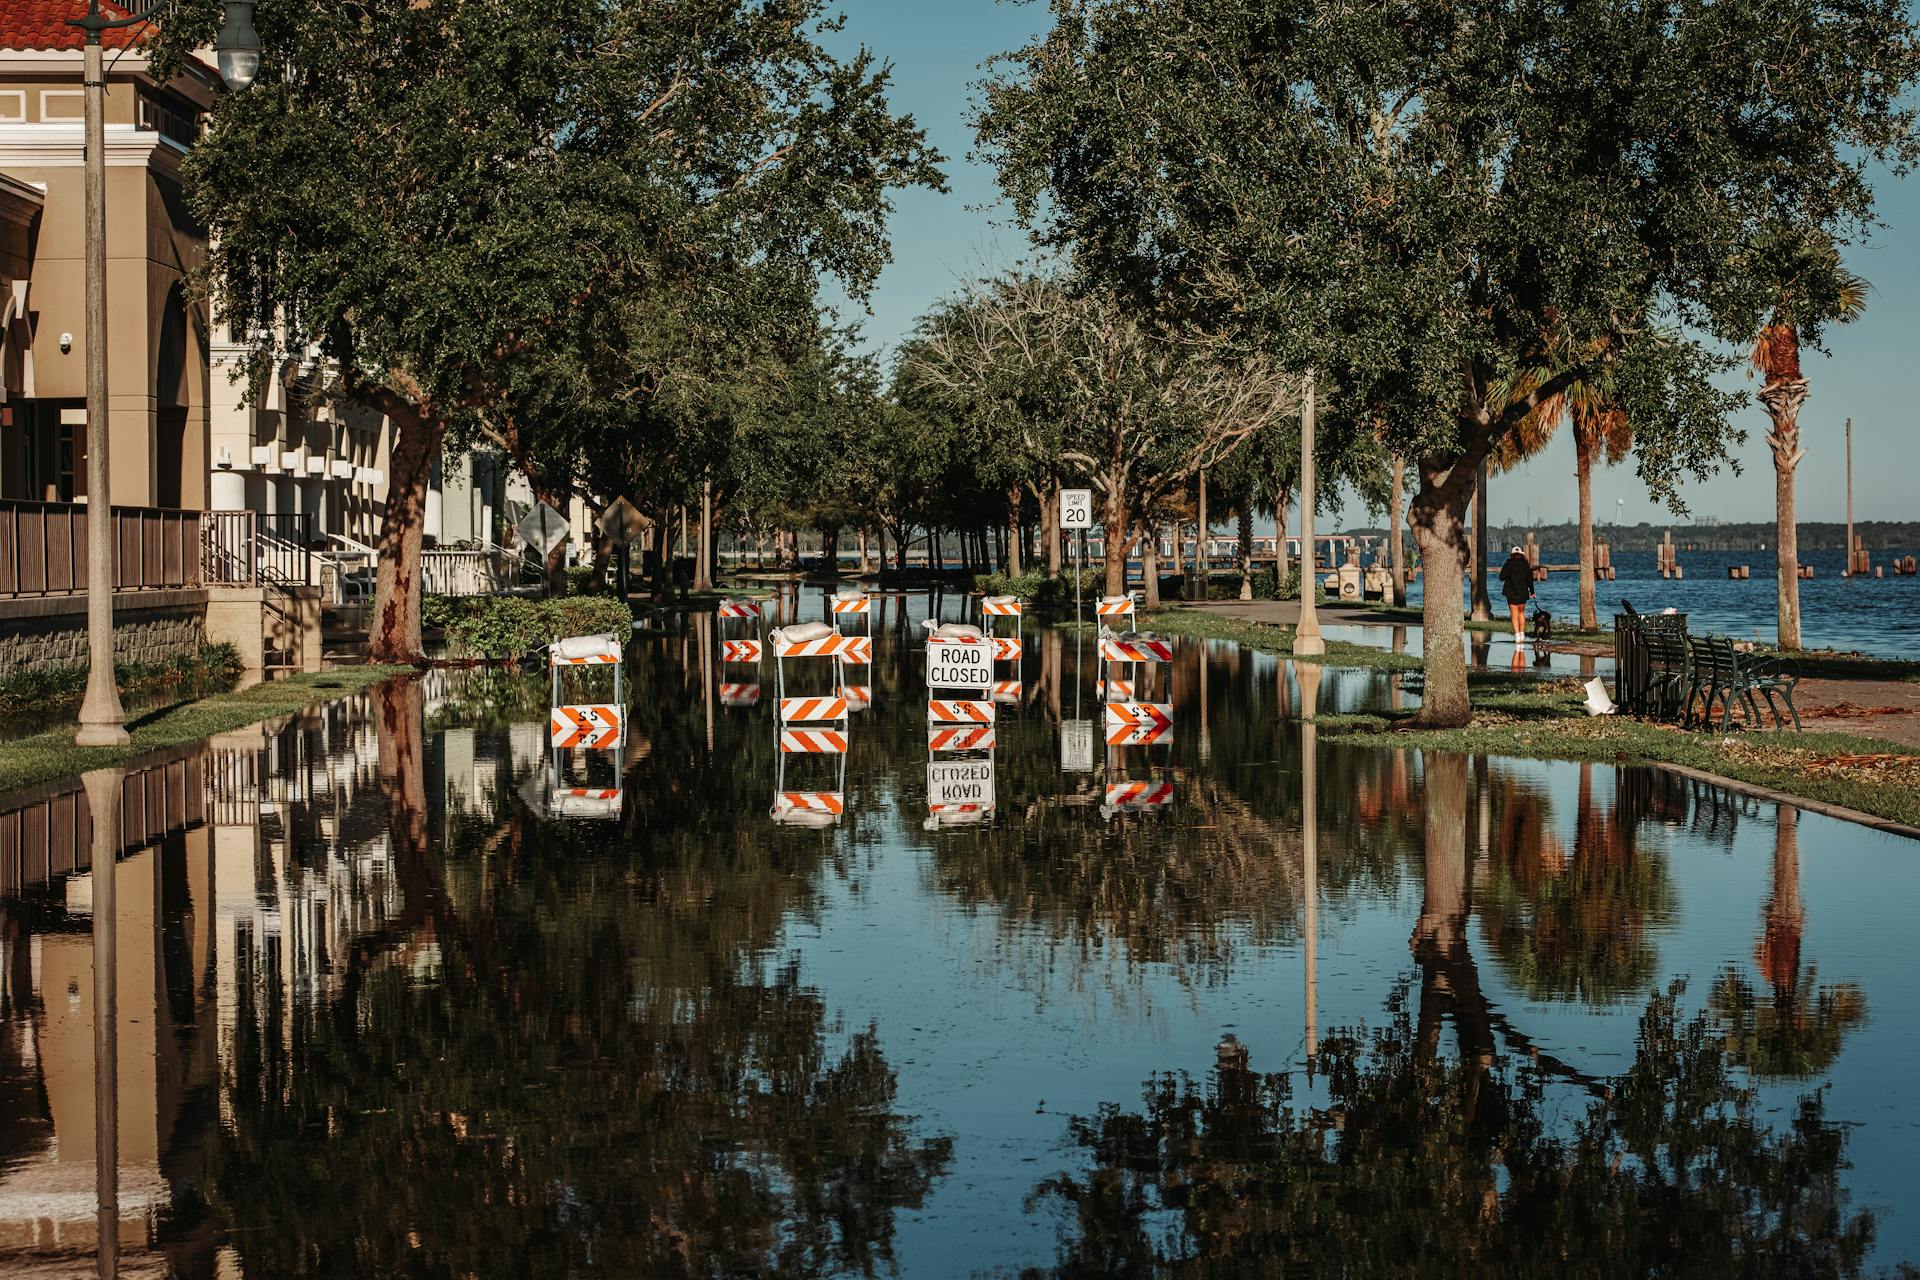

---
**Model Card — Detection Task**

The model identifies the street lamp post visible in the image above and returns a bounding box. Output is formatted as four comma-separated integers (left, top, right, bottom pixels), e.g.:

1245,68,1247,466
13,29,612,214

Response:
68,0,260,747
1294,370,1325,655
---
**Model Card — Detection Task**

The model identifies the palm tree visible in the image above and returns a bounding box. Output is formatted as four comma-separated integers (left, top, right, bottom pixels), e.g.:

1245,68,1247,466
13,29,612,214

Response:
1497,340,1632,631
1752,238,1868,649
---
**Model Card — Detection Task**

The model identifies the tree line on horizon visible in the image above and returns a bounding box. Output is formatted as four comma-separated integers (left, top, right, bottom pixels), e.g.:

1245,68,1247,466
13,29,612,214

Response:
156,0,1920,724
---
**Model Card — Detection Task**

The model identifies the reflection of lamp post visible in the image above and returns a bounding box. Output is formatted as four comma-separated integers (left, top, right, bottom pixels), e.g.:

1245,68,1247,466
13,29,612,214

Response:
1297,661,1324,1063
1295,372,1324,655
82,767,124,1272
70,0,261,746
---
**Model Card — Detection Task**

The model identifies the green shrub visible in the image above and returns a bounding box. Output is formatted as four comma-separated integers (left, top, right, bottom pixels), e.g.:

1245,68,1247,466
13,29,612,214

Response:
0,643,245,720
974,568,1104,608
442,595,635,660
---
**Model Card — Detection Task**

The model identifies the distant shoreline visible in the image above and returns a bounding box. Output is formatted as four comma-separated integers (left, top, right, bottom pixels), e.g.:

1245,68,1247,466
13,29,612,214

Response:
1341,521,1919,553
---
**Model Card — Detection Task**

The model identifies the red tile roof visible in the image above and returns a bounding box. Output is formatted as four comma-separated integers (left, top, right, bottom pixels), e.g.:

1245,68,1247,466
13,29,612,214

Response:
0,0,152,52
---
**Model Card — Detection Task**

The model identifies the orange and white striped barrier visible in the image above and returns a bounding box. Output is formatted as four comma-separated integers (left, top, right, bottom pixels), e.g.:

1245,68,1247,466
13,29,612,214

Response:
780,696,847,724
831,594,872,615
928,698,995,724
719,682,762,707
777,633,848,659
1104,701,1174,747
1104,780,1174,810
1095,596,1136,619
991,679,1022,703
837,636,873,665
780,728,848,754
840,684,872,711
981,597,1022,617
926,803,993,826
1100,636,1174,663
552,788,623,819
550,633,623,666
717,599,763,619
550,704,624,749
992,636,1022,661
1096,678,1136,700
927,725,995,752
722,638,763,663
775,791,845,816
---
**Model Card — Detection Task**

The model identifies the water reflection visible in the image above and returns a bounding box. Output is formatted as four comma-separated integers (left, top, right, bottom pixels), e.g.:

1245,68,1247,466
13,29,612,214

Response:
0,619,1912,1275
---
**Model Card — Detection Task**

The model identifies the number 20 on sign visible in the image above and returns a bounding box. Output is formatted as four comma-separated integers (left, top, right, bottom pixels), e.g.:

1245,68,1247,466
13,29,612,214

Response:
1060,488,1093,531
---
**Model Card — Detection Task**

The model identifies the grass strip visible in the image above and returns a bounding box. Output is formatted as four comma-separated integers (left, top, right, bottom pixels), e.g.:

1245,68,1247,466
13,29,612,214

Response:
0,665,411,795
1321,680,1920,829
1128,608,1424,671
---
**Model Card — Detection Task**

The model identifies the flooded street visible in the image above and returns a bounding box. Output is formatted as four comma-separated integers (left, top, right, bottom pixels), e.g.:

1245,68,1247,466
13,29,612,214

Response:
1,590,1916,1276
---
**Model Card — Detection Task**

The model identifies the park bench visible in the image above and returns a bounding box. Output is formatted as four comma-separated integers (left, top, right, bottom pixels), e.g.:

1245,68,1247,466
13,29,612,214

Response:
1688,634,1801,731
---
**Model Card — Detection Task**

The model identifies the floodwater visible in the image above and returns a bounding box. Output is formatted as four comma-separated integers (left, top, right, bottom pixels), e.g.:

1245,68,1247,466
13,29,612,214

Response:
1,590,1917,1277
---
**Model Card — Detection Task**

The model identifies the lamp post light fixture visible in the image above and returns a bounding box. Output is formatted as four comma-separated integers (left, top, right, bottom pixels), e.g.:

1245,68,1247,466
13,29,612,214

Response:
69,0,260,747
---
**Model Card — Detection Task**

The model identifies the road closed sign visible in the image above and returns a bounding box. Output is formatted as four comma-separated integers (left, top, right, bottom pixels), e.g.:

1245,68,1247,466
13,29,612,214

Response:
926,640,993,688
1060,488,1094,531
928,759,995,807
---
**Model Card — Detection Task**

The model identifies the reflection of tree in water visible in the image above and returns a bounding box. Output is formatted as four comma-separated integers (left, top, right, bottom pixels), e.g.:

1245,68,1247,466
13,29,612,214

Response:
208,680,950,1277
1477,762,1675,1005
1027,985,1887,1279
1710,806,1867,1081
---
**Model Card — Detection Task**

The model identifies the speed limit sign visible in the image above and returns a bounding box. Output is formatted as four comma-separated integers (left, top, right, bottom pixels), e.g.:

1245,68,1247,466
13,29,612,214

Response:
1060,488,1094,530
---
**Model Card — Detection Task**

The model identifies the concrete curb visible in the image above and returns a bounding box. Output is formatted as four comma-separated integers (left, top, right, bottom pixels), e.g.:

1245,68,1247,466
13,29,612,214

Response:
1651,760,1920,841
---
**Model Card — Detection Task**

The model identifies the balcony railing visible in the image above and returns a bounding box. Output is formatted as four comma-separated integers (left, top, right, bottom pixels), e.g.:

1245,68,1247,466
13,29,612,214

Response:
0,500,316,599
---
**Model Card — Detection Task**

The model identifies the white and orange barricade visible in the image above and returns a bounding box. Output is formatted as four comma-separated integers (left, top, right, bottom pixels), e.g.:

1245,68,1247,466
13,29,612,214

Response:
1099,630,1173,702
830,585,874,636
1095,594,1136,623
928,698,995,724
839,683,873,712
922,621,993,695
774,622,853,711
717,598,766,665
780,727,849,754
1104,700,1174,747
552,787,624,820
772,732,848,826
550,703,625,750
1100,776,1174,820
548,633,627,753
779,695,848,728
719,682,762,708
1095,676,1135,701
990,679,1022,705
980,595,1023,620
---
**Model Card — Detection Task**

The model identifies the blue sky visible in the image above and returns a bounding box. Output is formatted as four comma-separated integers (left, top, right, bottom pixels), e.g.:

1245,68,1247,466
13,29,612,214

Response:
824,0,1917,528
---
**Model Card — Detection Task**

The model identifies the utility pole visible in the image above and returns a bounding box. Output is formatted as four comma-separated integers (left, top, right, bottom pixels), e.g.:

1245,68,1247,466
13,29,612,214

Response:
1295,371,1324,655
1845,417,1854,578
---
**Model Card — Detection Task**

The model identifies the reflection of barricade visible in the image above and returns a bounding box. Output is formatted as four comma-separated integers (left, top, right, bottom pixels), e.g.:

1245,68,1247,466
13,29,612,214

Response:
927,673,997,827
718,598,766,664
772,738,847,827
546,633,628,819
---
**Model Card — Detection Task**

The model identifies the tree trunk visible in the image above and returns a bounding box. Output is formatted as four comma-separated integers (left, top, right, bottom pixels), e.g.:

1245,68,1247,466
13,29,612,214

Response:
695,478,714,592
369,412,445,664
1044,482,1062,578
1469,461,1492,621
1238,490,1254,601
857,526,870,576
1576,437,1598,631
1101,485,1130,596
1195,470,1209,602
1007,486,1023,576
1409,463,1473,727
895,524,910,573
1142,526,1161,608
1389,456,1407,607
1761,376,1810,650
1274,483,1292,597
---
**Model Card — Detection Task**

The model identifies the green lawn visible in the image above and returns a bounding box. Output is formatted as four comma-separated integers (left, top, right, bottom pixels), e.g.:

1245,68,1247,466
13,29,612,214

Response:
1320,679,1920,830
0,665,411,795
1128,609,1423,671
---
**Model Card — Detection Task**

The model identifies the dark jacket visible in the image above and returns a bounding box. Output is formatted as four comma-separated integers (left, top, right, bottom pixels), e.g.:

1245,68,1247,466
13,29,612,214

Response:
1498,553,1535,604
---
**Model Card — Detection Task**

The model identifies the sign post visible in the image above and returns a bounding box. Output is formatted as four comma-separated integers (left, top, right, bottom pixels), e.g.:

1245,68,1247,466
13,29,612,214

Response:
596,498,650,599
516,503,573,598
1060,488,1093,633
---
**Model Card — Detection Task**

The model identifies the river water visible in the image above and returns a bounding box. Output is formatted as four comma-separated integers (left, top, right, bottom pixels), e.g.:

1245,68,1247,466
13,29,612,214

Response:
1416,545,1920,656
1,594,1915,1276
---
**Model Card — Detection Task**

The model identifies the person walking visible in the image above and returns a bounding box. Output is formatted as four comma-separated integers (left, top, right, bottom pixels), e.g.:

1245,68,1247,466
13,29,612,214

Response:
1499,546,1535,644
